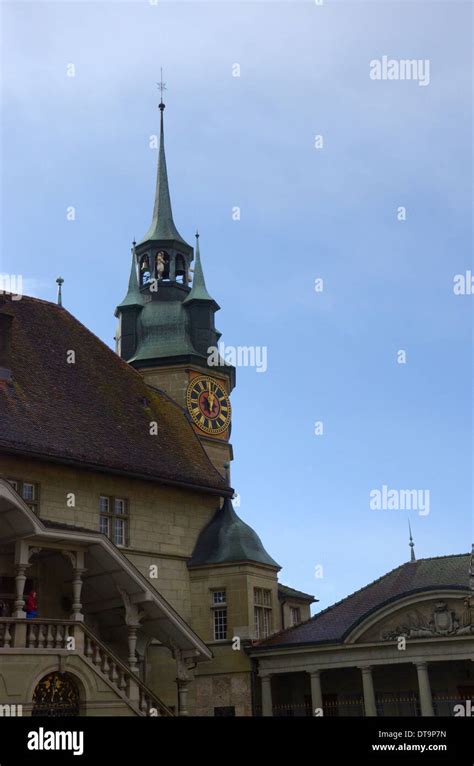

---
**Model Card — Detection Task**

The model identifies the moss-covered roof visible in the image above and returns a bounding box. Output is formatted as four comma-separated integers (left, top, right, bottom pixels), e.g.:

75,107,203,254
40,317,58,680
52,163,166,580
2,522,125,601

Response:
0,294,229,494
188,497,280,569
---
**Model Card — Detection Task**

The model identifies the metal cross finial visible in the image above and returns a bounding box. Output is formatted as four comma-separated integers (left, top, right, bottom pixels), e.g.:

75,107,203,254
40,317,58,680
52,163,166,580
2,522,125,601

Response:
157,68,167,105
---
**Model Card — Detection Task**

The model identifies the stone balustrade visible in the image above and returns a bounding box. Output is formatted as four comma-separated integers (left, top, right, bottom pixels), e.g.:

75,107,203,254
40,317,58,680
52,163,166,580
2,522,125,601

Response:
0,618,172,717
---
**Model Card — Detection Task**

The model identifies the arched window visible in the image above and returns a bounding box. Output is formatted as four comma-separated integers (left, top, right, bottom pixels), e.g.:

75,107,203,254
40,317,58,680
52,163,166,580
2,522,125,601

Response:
140,255,151,285
32,672,80,717
156,250,170,280
175,254,186,284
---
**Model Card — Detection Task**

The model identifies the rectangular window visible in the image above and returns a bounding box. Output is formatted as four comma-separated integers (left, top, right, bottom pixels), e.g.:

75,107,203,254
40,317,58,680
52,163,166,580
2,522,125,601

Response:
213,609,227,641
99,495,129,546
254,588,272,639
290,606,301,626
212,590,226,605
211,590,227,640
6,479,39,514
99,515,110,537
115,498,125,514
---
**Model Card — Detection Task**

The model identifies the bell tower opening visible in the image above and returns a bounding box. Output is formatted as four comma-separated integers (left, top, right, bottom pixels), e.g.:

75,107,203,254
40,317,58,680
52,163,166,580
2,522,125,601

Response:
175,254,186,284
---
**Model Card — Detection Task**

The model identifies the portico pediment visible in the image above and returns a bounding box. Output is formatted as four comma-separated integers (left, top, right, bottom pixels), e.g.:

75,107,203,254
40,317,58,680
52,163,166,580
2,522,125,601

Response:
353,594,473,644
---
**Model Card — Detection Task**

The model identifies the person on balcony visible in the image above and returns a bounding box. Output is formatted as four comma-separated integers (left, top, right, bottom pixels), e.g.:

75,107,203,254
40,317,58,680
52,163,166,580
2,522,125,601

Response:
24,590,37,619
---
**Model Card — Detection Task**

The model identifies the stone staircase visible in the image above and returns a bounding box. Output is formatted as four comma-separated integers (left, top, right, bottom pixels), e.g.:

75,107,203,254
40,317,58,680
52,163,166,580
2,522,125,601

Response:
0,617,173,716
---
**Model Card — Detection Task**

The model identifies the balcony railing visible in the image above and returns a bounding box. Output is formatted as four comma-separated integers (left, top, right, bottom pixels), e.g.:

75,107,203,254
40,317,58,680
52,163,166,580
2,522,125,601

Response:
263,692,465,718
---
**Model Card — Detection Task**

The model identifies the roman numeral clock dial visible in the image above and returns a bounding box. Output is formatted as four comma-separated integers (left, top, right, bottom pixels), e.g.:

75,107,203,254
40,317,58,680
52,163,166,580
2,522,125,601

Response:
186,375,231,436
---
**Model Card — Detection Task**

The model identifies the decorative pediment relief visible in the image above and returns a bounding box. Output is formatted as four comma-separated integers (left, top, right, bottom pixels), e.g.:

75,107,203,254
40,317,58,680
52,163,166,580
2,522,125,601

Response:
357,597,474,642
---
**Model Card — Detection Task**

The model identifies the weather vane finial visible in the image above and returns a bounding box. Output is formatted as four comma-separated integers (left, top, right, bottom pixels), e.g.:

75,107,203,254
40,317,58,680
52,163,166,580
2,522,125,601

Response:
408,520,416,562
158,68,167,110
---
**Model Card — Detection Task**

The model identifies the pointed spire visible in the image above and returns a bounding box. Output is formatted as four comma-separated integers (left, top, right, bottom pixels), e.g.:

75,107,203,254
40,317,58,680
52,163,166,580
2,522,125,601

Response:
183,232,218,306
139,81,189,247
408,521,416,562
117,243,143,308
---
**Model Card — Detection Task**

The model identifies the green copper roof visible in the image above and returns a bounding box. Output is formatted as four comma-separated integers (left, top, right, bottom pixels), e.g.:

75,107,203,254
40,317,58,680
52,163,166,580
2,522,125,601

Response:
188,497,280,568
183,234,218,306
139,104,190,248
130,300,196,363
117,249,143,309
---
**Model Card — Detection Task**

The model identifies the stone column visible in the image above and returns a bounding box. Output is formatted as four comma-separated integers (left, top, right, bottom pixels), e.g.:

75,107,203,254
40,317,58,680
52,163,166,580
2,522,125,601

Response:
177,679,189,716
71,568,86,622
360,666,377,717
309,670,323,715
117,587,145,673
261,674,273,717
415,661,434,716
127,626,139,673
169,253,176,282
174,648,194,717
13,564,28,619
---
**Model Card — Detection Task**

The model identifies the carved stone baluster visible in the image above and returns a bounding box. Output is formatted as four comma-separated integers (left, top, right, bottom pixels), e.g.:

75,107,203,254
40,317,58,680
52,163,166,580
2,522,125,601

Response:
84,635,92,658
101,653,109,676
46,624,54,648
110,662,118,685
120,672,129,695
37,623,45,648
92,642,101,666
4,623,11,649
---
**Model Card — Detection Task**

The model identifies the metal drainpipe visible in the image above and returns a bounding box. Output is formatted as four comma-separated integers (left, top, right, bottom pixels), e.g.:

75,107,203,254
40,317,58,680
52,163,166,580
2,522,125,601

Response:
280,599,286,631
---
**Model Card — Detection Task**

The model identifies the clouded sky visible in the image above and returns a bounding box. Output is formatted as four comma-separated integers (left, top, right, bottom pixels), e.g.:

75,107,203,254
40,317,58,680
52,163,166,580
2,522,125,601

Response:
1,0,472,610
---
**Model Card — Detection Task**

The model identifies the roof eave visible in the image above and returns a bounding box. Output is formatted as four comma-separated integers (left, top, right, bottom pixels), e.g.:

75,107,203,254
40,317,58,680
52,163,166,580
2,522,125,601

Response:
0,445,233,497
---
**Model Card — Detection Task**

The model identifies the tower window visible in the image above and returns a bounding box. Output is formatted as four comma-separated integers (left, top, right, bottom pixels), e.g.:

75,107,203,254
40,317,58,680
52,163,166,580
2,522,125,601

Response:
156,250,170,280
211,589,227,640
99,495,129,547
254,588,272,639
175,254,186,284
140,255,151,285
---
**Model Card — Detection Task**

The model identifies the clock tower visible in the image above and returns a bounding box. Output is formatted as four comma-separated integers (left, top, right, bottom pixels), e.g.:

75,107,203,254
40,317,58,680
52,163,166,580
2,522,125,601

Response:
115,94,235,479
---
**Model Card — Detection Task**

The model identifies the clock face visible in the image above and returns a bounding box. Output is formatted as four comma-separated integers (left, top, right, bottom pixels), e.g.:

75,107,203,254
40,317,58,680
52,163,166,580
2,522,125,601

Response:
186,375,231,435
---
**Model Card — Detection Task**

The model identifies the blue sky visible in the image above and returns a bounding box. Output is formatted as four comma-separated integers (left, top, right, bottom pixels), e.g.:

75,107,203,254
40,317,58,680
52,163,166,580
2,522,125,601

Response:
1,1,472,611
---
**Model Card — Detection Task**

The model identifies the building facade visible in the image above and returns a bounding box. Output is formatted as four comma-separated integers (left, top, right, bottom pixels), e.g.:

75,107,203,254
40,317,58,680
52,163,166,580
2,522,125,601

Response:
250,553,474,717
0,96,313,717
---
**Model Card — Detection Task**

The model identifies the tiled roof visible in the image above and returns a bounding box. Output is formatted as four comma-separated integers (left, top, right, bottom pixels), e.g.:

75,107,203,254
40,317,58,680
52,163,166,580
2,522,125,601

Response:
278,584,316,603
254,554,470,649
0,295,229,494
